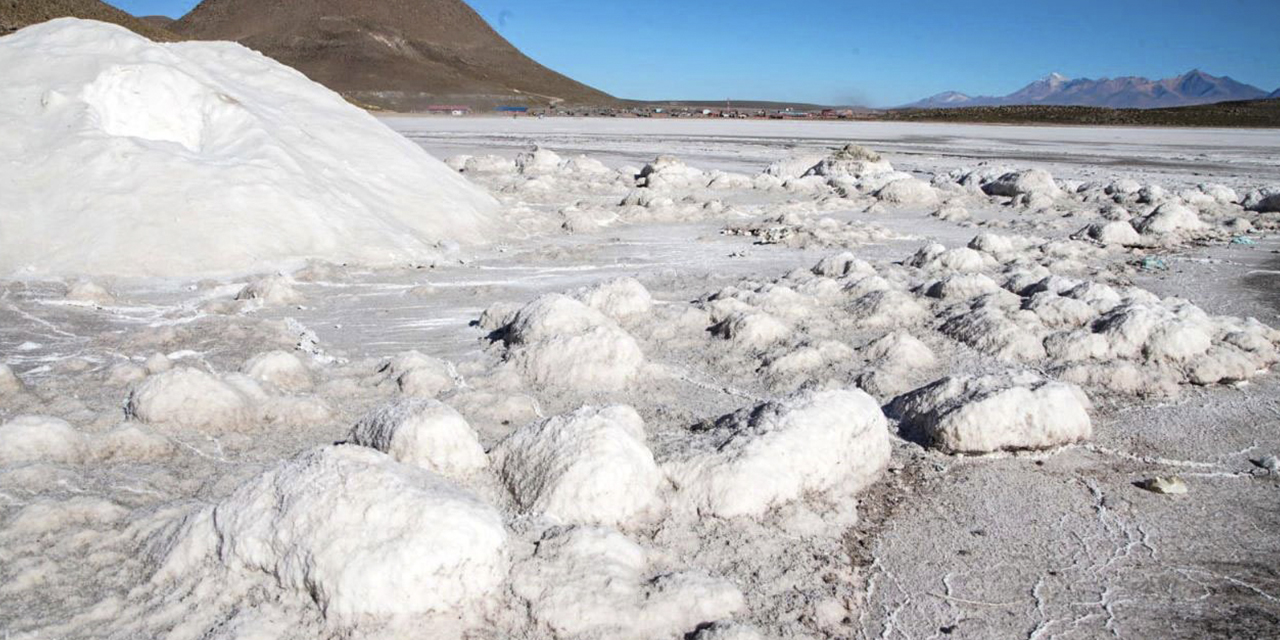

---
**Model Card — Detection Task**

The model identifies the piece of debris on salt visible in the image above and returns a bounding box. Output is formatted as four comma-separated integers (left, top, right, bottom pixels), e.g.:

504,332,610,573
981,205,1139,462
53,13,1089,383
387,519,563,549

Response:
1251,455,1279,473
1138,476,1188,495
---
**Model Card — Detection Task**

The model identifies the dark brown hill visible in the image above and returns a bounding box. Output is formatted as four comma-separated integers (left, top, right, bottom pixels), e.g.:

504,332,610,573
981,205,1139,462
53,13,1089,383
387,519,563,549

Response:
137,14,176,30
173,0,616,111
0,0,178,40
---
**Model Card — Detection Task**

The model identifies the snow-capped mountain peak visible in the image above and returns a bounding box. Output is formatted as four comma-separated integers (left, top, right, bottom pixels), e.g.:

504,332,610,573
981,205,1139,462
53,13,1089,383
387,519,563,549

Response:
903,69,1267,109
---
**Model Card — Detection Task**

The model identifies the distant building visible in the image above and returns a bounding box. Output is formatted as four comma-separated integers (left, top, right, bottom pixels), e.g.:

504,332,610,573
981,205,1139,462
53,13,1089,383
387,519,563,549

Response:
426,105,470,115
496,106,530,113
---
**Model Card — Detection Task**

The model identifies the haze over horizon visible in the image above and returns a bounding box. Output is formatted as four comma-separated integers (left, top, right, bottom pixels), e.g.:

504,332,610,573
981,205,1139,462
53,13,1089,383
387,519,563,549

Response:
110,0,1280,107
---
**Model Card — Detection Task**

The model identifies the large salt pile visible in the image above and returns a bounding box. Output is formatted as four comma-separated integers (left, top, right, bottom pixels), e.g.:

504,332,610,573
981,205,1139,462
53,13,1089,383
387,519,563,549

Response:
0,19,498,278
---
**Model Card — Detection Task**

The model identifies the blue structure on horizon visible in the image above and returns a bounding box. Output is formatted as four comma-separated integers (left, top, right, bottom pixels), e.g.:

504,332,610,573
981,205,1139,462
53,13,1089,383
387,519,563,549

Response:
496,106,530,113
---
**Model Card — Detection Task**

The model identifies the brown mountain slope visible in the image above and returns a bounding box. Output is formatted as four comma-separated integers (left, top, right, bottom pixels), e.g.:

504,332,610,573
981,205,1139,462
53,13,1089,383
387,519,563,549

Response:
137,14,176,30
173,0,616,110
0,0,178,39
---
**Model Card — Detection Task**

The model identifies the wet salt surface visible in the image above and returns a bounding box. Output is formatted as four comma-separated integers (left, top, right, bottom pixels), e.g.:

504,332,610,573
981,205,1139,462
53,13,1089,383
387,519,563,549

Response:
263,217,940,362
0,210,948,375
388,116,1280,180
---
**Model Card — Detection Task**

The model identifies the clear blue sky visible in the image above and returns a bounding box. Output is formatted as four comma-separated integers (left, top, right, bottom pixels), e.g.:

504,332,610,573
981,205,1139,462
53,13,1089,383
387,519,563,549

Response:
110,0,1280,107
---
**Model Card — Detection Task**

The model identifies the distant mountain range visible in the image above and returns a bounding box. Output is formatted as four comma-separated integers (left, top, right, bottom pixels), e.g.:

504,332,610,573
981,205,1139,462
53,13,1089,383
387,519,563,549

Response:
1271,88,1280,99
906,70,1271,110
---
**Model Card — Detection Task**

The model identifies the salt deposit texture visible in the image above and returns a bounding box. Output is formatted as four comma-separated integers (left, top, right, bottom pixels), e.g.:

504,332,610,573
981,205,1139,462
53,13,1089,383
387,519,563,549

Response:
4,19,1280,640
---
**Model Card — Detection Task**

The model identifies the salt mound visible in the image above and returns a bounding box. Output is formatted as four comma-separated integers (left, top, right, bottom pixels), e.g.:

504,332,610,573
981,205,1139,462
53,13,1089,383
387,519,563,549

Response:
887,373,1092,453
805,144,894,178
0,19,497,277
235,276,304,306
723,215,902,249
712,311,791,349
492,405,660,526
125,368,252,433
863,331,936,370
982,169,1062,199
906,243,994,273
516,146,564,175
500,294,645,390
922,273,1002,301
95,423,176,462
242,351,312,392
765,153,828,179
638,155,709,189
813,252,876,278
1243,188,1280,213
573,277,654,321
6,497,127,541
350,400,488,479
875,178,939,205
1106,179,1142,196
376,350,456,398
941,303,1047,362
1133,203,1207,235
764,340,855,380
1137,185,1173,204
165,445,508,623
145,353,173,374
560,155,615,177
65,280,116,304
458,154,516,174
0,416,88,465
665,389,891,518
512,526,744,638
707,170,755,190
849,290,931,328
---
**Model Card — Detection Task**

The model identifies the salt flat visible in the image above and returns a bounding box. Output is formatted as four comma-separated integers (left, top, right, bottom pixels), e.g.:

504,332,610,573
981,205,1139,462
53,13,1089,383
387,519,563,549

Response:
3,111,1280,640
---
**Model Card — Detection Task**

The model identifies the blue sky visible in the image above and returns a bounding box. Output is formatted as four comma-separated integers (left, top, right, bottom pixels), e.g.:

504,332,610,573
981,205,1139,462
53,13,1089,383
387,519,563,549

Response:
110,0,1280,107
